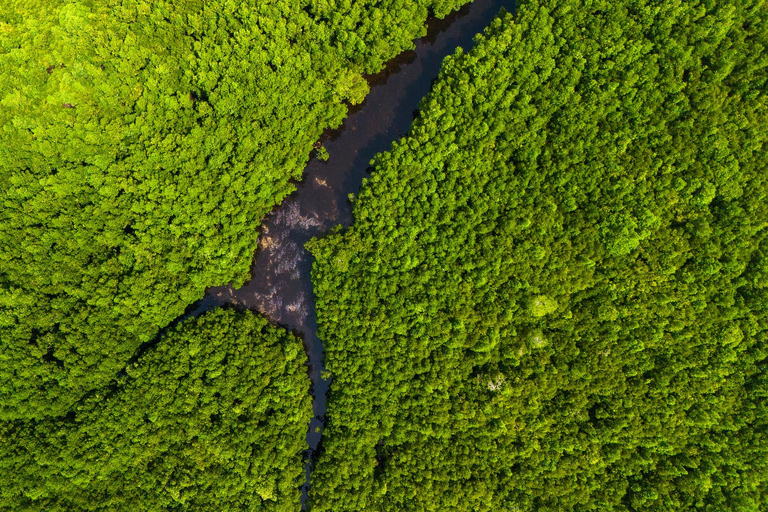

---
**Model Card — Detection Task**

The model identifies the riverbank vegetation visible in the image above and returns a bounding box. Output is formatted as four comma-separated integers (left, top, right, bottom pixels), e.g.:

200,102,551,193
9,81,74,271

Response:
308,1,768,510
0,0,471,419
0,308,310,511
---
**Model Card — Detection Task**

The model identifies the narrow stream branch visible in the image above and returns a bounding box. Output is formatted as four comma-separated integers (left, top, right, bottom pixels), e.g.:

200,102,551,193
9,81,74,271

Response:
186,0,513,507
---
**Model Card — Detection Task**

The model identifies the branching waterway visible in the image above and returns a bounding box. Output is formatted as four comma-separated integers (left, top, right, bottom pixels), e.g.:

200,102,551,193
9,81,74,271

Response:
186,0,512,505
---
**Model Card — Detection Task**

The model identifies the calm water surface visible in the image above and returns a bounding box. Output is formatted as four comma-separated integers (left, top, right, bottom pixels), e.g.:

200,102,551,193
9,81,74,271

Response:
187,0,513,504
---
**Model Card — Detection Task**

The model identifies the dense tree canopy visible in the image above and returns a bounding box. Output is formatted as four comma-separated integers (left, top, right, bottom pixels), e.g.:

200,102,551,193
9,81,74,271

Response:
308,2,768,510
0,308,310,511
0,0,471,419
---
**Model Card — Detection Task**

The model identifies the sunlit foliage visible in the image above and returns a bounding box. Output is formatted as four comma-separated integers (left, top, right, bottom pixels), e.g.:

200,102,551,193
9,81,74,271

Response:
309,2,768,510
0,0,470,419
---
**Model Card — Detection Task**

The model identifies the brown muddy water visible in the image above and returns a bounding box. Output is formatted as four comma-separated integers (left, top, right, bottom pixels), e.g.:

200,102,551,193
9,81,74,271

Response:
186,0,513,505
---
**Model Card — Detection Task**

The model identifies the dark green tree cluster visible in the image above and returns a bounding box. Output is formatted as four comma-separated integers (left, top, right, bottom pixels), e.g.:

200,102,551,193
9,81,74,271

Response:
308,2,768,510
0,0,470,419
0,308,310,511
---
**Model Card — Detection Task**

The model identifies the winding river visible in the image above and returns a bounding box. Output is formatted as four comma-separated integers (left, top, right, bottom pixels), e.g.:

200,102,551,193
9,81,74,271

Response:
187,0,513,505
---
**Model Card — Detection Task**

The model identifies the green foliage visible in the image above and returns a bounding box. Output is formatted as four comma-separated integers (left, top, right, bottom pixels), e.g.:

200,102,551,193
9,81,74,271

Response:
0,308,310,511
0,0,471,419
309,2,768,510
529,294,558,318
304,0,471,73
